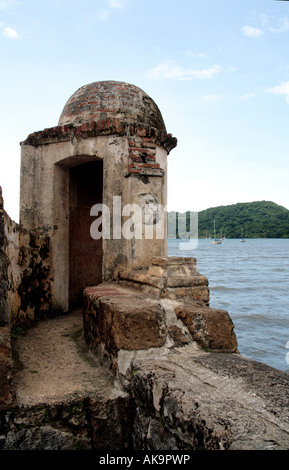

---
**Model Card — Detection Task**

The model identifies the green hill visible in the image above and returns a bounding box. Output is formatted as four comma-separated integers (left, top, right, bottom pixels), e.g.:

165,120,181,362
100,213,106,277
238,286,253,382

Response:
168,201,289,239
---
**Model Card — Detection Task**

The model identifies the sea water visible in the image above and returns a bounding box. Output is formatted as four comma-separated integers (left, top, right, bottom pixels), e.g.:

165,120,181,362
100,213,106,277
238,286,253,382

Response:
168,238,289,372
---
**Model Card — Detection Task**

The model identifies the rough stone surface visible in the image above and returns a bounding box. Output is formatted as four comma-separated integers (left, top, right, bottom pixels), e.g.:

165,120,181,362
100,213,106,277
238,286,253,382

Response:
83,283,238,377
175,304,238,352
129,346,289,450
99,296,167,352
118,256,210,303
0,344,13,408
4,211,51,326
58,81,167,132
83,285,168,374
0,186,9,327
0,424,92,451
0,188,13,408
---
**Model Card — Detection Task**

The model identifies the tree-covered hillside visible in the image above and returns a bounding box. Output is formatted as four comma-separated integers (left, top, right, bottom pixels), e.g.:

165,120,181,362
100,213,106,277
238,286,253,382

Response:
168,201,289,239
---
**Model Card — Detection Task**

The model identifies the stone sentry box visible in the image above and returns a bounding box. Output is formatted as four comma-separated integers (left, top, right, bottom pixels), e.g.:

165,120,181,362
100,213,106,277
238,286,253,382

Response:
20,81,177,313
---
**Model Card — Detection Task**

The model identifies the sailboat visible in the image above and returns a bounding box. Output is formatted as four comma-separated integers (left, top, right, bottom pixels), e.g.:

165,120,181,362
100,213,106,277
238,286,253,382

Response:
240,228,245,242
211,220,222,245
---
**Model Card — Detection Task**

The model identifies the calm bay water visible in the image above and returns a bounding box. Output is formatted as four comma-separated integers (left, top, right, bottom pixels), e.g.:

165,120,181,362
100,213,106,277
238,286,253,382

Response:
168,238,289,372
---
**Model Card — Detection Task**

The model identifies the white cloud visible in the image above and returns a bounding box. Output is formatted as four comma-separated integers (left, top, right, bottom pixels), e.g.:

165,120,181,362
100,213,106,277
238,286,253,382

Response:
97,0,123,21
227,67,237,73
0,0,18,10
3,26,18,39
241,25,264,38
185,51,209,59
96,9,110,21
148,62,221,81
203,94,223,102
108,0,123,7
269,17,289,34
238,93,256,100
267,81,289,104
260,13,269,27
259,13,289,34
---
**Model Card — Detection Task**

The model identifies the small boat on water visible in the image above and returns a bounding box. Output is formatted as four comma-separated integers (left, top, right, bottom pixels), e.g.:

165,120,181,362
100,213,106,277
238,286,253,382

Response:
211,220,222,245
211,239,222,245
240,228,246,242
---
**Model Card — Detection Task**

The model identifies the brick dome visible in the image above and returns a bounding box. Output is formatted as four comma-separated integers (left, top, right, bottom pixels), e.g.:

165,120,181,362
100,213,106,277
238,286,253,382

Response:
58,80,167,132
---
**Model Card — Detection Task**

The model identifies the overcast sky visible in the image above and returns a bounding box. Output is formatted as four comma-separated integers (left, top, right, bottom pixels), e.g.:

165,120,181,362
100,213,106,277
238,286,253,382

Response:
1,0,289,221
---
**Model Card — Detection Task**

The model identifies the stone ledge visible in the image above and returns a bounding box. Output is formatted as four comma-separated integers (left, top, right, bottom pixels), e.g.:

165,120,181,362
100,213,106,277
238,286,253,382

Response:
82,283,238,379
0,394,132,450
129,347,289,450
118,256,210,303
83,285,167,359
21,120,177,155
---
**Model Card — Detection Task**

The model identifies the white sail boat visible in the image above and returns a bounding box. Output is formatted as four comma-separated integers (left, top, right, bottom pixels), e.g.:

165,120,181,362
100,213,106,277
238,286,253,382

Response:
211,220,222,245
240,228,245,242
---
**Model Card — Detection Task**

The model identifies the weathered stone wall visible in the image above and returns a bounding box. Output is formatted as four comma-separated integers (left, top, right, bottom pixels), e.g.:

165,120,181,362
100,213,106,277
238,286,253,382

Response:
0,187,13,409
1,188,51,328
0,188,9,326
0,187,52,409
0,395,133,450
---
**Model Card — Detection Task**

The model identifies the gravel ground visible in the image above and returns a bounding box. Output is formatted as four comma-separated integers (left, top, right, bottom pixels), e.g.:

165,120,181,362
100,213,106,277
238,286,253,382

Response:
11,310,115,407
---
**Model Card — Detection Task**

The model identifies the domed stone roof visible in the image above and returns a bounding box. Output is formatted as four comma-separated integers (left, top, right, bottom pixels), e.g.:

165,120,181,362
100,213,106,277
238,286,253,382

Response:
58,80,167,132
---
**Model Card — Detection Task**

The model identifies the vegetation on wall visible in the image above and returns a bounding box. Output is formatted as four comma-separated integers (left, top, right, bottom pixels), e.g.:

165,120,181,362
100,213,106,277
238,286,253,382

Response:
168,201,289,239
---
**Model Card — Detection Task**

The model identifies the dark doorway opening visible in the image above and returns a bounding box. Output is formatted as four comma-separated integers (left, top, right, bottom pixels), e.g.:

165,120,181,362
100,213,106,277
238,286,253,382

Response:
69,160,103,309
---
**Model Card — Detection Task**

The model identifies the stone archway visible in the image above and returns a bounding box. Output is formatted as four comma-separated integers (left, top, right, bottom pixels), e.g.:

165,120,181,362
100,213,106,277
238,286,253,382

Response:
69,160,103,309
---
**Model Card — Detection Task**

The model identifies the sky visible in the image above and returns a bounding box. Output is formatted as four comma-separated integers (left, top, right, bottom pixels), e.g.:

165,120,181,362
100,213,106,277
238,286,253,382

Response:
1,0,289,222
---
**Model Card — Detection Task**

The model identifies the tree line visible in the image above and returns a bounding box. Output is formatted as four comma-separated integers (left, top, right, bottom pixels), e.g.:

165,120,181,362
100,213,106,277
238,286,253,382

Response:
168,201,289,239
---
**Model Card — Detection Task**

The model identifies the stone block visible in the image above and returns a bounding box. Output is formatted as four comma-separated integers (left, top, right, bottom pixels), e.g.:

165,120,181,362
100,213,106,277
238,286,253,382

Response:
83,286,167,357
175,304,238,353
98,297,167,354
118,256,210,304
162,286,210,303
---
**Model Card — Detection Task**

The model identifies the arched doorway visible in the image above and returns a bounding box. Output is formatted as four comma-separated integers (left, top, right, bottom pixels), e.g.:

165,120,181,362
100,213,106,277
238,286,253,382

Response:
69,160,103,309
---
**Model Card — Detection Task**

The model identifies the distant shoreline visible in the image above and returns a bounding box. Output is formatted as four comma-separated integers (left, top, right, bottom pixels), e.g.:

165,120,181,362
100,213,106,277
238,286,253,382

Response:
168,237,289,240
168,201,289,239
